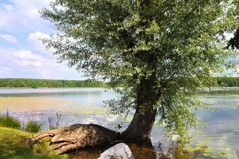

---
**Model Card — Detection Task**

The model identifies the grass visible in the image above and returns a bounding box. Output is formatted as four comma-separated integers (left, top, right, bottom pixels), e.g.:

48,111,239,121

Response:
0,115,21,129
25,121,42,133
0,127,67,159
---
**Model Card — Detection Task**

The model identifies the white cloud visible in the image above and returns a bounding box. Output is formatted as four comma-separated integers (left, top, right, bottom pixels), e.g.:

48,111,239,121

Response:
13,50,51,67
0,46,83,79
27,31,60,65
0,70,11,77
0,1,84,80
2,4,14,12
14,50,44,61
0,33,18,43
14,60,43,67
28,31,51,53
28,31,50,42
0,0,54,33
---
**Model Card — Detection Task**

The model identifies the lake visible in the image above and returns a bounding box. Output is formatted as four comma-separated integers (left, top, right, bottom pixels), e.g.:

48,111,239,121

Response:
0,88,238,159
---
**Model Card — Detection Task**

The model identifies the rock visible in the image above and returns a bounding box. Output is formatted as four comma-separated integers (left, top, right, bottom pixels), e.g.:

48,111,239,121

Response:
98,143,133,159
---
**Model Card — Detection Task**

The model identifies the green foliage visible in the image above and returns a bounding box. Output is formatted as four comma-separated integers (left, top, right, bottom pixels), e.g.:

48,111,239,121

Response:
41,0,239,143
25,121,42,133
0,114,21,129
0,78,106,88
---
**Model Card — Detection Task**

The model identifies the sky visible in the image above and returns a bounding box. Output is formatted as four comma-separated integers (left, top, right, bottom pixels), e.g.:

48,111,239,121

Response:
0,0,84,80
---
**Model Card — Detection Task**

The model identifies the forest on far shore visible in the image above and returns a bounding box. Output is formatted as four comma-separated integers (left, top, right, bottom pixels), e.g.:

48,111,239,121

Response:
216,77,239,87
0,78,106,88
0,77,239,88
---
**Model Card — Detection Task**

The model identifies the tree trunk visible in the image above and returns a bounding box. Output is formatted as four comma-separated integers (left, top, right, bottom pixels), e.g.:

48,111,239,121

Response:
120,0,159,144
122,75,160,145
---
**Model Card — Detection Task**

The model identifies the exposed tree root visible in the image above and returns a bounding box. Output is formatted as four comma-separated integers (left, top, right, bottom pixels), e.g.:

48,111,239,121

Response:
31,124,121,154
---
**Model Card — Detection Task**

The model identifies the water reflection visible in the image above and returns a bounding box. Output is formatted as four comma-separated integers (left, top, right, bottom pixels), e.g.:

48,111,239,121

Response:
69,143,157,159
69,143,204,159
69,142,235,159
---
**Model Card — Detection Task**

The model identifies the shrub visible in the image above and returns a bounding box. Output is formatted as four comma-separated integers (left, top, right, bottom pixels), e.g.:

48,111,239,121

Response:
25,121,41,133
0,115,21,129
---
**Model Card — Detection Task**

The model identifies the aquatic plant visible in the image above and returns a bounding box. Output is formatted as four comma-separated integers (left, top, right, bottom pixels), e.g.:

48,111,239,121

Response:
25,121,42,133
48,113,62,130
176,143,233,159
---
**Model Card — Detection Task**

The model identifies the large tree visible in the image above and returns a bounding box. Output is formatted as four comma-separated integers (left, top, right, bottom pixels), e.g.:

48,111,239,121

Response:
38,0,238,149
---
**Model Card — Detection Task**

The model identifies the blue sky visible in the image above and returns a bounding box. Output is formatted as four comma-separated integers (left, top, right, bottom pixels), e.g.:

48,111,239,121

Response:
0,0,84,80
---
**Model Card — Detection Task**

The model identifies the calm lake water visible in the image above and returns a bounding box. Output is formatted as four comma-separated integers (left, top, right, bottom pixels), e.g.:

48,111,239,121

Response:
0,88,239,159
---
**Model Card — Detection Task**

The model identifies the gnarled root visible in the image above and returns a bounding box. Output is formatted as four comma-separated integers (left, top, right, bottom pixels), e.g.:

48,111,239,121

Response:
30,124,121,154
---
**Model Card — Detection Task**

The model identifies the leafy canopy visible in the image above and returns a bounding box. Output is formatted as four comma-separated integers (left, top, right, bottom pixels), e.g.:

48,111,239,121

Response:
42,0,239,142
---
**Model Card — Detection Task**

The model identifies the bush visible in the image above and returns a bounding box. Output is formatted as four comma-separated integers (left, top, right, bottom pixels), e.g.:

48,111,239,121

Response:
25,121,41,133
0,115,21,129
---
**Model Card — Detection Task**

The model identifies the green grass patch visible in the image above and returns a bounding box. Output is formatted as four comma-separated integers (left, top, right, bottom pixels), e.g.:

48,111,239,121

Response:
0,127,67,159
0,115,21,129
25,121,41,133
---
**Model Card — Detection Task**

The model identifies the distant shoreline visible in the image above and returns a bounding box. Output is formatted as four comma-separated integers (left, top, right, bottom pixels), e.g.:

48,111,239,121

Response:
0,78,107,88
1,77,239,88
0,87,105,89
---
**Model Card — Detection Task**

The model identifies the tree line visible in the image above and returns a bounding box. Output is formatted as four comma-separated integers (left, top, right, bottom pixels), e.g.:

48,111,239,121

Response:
0,78,106,88
0,77,239,88
216,77,239,87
